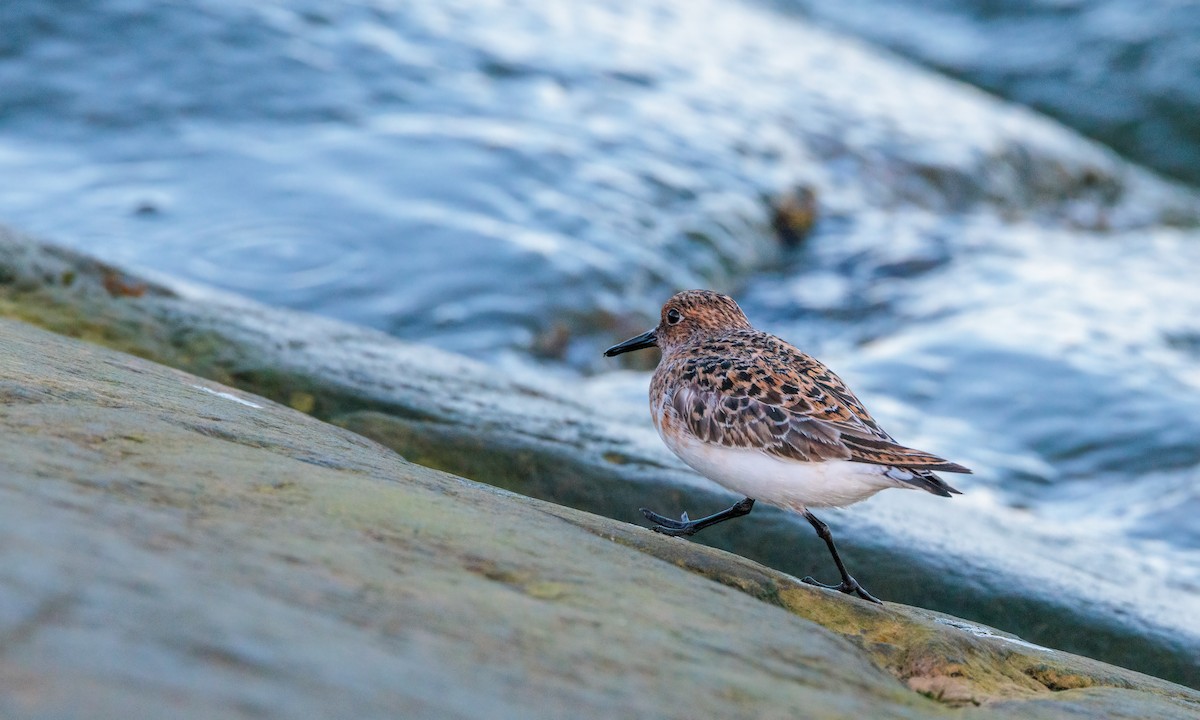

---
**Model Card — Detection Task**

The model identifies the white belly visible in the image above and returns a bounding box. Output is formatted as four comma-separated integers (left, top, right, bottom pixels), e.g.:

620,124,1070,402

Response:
658,428,905,511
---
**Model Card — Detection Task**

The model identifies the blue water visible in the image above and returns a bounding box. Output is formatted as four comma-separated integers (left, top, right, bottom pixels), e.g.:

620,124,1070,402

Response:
770,0,1200,185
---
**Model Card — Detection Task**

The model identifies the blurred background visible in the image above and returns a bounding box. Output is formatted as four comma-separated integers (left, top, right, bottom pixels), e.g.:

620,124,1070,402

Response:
2,0,1199,672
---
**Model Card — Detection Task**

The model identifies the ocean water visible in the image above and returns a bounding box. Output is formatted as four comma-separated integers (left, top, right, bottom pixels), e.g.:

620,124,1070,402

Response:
2,0,1199,622
770,0,1200,186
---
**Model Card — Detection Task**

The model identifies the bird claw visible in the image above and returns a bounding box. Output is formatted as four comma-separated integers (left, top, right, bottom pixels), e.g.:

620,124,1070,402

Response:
640,498,755,537
650,524,698,537
640,507,693,530
802,575,882,605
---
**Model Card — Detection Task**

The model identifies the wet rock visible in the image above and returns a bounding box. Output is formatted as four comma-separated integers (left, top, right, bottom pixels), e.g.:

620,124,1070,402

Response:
3,316,1200,719
2,229,1198,690
770,185,820,248
0,318,907,719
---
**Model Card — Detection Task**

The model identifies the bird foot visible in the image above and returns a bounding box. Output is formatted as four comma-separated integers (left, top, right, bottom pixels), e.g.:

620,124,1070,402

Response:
640,498,755,537
640,507,699,535
801,575,883,605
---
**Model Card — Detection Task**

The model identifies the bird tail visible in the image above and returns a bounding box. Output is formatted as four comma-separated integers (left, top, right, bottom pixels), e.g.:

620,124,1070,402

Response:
844,434,973,476
898,469,963,497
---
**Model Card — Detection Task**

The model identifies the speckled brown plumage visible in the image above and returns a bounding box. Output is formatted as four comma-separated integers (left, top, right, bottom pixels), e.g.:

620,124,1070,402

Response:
646,290,968,494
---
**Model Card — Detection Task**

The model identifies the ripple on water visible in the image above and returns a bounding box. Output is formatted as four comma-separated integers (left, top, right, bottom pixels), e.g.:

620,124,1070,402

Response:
180,218,374,297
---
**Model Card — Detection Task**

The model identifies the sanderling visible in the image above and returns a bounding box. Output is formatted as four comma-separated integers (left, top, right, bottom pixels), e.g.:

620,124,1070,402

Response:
605,289,971,603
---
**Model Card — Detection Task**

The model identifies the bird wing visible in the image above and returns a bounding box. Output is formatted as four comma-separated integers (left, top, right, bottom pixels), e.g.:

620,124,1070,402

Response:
666,349,971,473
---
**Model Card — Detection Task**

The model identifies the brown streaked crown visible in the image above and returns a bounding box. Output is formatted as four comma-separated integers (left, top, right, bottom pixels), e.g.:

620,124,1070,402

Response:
656,290,753,354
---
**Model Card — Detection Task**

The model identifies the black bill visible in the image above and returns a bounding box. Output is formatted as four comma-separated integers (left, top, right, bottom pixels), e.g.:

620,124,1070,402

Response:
604,328,657,356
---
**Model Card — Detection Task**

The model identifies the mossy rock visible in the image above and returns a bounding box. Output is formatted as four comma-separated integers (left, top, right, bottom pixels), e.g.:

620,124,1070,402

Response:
2,228,1198,691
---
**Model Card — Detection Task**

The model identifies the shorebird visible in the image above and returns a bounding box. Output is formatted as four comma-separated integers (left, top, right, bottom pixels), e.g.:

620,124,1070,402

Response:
604,290,970,603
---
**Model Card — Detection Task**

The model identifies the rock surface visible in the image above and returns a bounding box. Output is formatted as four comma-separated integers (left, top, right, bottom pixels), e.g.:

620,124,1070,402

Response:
3,316,1200,719
3,229,1199,691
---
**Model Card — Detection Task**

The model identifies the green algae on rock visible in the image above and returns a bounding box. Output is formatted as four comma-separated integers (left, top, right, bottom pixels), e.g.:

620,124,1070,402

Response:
1,228,1199,691
3,317,1200,719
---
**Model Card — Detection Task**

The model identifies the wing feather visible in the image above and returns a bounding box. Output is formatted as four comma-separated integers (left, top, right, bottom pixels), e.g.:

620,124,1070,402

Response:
662,340,971,476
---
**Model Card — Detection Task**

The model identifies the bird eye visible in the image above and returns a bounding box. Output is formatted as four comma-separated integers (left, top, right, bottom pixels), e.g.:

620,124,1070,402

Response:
666,308,683,325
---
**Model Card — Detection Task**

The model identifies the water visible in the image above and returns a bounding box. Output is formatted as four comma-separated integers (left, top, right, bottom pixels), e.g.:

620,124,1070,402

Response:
5,0,1190,360
2,0,1200,636
769,0,1200,186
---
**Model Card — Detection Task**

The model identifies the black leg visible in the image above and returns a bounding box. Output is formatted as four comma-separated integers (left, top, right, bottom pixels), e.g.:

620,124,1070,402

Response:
641,498,755,537
800,510,882,605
